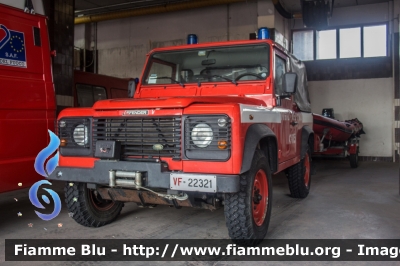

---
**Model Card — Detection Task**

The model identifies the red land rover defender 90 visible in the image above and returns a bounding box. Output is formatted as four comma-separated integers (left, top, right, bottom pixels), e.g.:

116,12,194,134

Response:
48,33,314,246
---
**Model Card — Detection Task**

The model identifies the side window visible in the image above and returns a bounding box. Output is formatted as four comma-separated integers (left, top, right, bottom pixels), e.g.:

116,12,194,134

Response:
76,84,94,107
76,84,107,107
274,55,287,95
146,62,173,84
93,86,107,102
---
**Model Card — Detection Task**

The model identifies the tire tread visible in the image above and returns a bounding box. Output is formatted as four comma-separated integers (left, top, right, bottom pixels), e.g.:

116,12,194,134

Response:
64,183,123,227
224,151,272,246
287,149,311,199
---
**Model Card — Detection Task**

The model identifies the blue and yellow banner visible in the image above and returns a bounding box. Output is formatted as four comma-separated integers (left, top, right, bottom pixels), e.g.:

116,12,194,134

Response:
0,24,27,68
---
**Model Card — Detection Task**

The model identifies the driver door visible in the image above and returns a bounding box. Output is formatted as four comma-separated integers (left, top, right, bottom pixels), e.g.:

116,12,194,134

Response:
274,51,297,161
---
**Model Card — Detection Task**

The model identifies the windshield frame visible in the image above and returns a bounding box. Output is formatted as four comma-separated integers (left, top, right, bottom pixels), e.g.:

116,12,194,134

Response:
141,43,271,87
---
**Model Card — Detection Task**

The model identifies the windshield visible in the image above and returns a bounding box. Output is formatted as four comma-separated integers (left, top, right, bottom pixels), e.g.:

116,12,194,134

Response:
142,44,270,85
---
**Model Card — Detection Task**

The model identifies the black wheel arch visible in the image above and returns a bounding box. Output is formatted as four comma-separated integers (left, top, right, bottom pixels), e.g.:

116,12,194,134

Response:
301,125,314,158
240,124,278,174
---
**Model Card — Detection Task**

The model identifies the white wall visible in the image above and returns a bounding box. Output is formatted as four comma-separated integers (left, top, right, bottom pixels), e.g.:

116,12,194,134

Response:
309,78,393,157
93,1,258,78
74,24,85,49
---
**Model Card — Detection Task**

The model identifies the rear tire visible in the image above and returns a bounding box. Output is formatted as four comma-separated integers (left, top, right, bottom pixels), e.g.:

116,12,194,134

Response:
65,182,123,227
287,147,311,198
350,147,359,168
224,150,272,246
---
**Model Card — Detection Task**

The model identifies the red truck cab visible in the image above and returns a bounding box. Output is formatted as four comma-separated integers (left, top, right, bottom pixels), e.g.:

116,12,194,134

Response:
0,1,55,193
49,34,314,245
73,70,134,107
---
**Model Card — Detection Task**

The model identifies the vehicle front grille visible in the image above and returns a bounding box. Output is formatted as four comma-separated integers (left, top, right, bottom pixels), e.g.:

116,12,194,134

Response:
93,117,181,160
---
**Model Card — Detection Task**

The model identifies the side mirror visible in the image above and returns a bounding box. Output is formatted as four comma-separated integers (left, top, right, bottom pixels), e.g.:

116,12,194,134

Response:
128,79,137,98
282,72,297,94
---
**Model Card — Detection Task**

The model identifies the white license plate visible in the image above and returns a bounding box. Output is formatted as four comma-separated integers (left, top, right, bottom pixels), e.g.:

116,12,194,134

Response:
170,173,216,193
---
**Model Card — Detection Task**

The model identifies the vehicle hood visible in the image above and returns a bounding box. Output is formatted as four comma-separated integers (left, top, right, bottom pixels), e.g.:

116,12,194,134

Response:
92,96,266,110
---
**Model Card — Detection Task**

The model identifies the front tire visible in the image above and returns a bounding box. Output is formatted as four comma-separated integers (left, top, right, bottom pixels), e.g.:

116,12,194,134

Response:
287,147,311,198
224,150,272,246
65,182,123,227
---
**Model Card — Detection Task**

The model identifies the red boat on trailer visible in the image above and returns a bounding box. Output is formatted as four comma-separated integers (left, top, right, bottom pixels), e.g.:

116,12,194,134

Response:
312,113,365,168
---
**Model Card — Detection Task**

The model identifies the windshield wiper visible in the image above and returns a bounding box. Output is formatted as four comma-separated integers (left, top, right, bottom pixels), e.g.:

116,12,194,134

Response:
155,77,185,88
211,75,237,85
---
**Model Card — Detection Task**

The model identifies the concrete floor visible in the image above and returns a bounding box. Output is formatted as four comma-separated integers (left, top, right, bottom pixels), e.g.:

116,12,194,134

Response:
0,159,399,265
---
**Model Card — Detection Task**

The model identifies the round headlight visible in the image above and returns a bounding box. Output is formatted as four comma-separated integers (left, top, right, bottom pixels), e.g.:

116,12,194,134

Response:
191,123,213,148
73,124,88,146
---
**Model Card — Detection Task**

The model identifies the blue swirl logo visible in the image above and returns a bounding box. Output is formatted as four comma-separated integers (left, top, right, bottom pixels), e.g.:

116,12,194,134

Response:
29,130,62,221
34,130,60,178
29,180,62,221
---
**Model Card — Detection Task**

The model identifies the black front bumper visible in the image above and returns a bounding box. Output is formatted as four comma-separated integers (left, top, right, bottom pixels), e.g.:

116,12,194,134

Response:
48,160,240,193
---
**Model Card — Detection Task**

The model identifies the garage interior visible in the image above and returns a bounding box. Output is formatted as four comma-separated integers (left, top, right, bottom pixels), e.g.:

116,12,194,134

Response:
1,0,400,263
69,0,399,162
